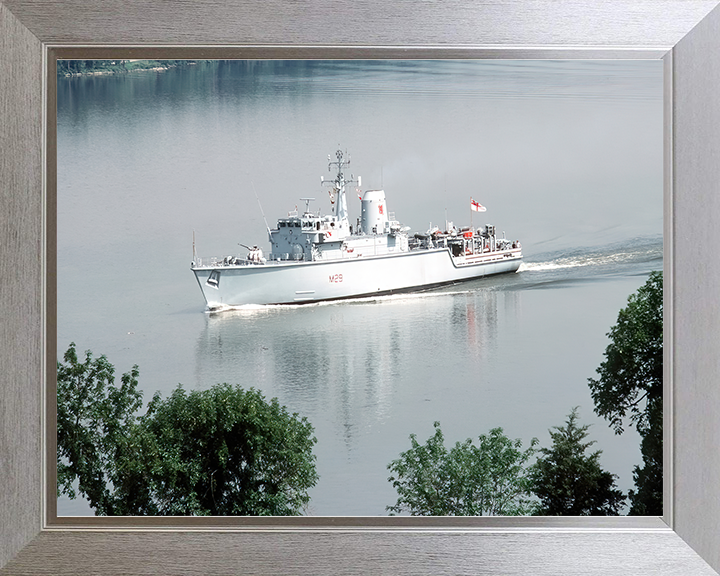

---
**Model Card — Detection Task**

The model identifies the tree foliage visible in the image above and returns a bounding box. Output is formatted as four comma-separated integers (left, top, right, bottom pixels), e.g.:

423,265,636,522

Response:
587,271,662,515
56,342,143,515
627,405,663,515
387,423,538,516
530,408,625,516
136,384,319,515
588,271,662,436
57,343,318,515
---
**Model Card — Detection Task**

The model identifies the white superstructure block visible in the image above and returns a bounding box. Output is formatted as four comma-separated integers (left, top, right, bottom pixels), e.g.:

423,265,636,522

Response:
360,190,389,235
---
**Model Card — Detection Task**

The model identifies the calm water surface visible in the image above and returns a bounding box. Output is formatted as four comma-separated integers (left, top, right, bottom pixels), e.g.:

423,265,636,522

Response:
57,60,663,515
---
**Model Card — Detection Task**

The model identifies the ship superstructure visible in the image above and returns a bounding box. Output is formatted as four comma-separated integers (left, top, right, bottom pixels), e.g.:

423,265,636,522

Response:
191,150,522,309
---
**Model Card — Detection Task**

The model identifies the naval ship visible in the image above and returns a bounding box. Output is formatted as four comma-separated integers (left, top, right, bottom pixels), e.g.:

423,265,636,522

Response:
191,150,522,309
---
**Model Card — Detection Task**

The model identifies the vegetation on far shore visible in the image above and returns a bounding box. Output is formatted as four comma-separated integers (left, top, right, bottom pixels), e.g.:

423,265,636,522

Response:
57,60,197,77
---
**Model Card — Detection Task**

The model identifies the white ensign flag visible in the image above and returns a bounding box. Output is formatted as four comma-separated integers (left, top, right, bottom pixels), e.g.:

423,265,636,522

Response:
470,198,486,212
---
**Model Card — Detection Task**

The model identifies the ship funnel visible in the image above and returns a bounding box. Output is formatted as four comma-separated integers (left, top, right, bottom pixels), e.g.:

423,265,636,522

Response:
360,190,389,234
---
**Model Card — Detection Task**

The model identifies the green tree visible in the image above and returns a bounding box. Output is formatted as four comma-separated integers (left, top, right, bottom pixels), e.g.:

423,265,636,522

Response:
386,422,461,516
136,384,318,516
459,428,540,516
587,271,662,515
56,342,143,515
628,405,663,515
57,343,318,515
530,407,625,516
387,422,537,516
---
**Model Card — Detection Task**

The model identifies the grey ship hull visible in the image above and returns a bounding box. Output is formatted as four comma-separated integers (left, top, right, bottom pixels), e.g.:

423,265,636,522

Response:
192,247,522,309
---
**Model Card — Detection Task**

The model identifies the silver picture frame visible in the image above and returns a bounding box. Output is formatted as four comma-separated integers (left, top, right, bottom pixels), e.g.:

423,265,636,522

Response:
2,1,720,574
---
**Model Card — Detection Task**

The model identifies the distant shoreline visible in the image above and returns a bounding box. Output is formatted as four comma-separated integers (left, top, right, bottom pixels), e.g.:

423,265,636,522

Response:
57,60,196,78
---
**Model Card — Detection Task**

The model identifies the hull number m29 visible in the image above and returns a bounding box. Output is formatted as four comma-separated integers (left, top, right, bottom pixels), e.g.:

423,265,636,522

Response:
329,273,343,283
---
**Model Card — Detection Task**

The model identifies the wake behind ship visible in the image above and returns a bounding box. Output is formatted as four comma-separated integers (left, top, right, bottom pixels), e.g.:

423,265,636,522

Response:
191,150,522,309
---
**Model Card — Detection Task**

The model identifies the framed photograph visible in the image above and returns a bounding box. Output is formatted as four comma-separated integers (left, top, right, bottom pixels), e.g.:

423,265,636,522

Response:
2,1,720,574
53,57,662,520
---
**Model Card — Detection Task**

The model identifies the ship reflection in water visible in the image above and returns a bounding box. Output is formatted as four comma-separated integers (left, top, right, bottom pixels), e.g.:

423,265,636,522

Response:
193,287,520,514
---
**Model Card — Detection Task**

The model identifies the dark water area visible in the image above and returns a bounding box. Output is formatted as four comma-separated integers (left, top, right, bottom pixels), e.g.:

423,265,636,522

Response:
56,60,663,516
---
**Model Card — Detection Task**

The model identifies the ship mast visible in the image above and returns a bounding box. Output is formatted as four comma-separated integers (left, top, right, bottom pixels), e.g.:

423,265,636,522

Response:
323,149,358,227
